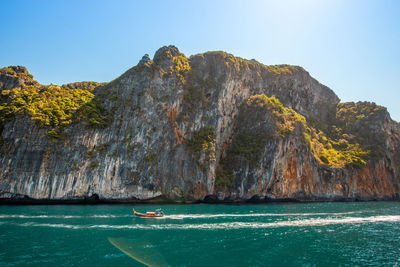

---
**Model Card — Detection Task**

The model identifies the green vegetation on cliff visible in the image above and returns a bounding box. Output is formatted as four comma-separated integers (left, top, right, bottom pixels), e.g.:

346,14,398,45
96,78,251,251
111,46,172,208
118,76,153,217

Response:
304,101,387,168
336,102,387,128
61,81,101,91
0,69,113,137
75,94,114,129
0,85,94,133
217,94,307,188
304,127,370,168
245,94,306,137
194,51,302,75
169,54,191,83
216,94,373,189
186,126,216,162
224,94,305,164
0,66,34,80
242,95,372,169
335,102,387,157
155,46,191,83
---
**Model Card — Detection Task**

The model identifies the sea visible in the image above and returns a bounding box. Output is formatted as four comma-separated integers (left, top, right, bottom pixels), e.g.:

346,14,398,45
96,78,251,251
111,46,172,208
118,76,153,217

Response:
0,202,399,266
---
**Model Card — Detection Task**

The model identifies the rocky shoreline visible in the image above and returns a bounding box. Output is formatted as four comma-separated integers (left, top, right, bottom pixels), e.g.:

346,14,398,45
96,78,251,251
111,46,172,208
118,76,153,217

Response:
1,194,399,205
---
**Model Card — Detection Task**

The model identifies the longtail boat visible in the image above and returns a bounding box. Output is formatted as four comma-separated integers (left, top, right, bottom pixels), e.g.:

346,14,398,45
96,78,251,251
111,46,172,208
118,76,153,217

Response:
132,208,164,218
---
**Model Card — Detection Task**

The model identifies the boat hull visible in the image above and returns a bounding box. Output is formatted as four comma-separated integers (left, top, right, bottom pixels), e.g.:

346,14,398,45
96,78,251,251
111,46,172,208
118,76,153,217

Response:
132,208,164,217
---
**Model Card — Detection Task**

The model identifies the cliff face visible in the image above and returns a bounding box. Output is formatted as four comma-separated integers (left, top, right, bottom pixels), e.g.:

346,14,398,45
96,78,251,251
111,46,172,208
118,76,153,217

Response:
0,46,399,202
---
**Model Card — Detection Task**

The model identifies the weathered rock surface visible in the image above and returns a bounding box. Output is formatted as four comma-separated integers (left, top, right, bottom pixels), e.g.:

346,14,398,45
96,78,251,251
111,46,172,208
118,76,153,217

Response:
0,46,399,202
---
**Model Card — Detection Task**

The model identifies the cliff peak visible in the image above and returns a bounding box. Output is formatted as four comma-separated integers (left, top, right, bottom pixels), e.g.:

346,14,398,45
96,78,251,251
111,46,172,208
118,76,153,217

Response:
153,45,181,63
0,65,31,76
138,54,151,66
0,65,36,91
6,66,29,74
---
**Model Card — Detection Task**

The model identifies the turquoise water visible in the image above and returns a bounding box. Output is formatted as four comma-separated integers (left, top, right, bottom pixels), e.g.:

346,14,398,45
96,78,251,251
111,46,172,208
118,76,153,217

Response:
0,202,400,266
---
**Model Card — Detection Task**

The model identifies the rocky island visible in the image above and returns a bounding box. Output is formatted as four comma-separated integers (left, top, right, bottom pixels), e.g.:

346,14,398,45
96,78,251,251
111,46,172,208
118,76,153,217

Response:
1,46,399,203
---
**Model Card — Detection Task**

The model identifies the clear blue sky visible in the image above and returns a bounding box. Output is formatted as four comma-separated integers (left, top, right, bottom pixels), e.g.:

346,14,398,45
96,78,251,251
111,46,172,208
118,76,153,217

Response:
1,0,399,120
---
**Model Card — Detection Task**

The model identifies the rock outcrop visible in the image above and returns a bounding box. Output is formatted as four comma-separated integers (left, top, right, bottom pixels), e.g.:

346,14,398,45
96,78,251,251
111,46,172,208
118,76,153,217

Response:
1,46,399,202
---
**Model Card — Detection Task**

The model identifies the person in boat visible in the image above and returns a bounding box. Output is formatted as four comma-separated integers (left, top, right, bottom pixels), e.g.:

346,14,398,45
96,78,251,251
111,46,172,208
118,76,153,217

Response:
155,208,163,215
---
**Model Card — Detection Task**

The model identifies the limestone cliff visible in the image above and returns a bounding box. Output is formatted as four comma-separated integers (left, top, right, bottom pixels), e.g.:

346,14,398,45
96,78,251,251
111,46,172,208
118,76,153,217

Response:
0,46,399,202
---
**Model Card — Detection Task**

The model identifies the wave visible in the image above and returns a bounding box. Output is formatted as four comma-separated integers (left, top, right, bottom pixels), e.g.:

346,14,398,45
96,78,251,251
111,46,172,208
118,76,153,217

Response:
90,215,400,229
18,222,83,230
3,215,400,230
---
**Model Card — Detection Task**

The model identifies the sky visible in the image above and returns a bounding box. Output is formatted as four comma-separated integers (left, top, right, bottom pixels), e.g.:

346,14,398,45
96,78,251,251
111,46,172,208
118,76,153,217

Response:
1,0,399,120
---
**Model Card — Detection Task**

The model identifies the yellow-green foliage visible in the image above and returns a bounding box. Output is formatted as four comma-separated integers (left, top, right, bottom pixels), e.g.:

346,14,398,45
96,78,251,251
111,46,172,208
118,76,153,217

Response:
300,101,384,168
336,102,387,128
186,126,216,162
196,51,301,76
304,127,369,169
224,94,370,171
61,82,103,92
75,95,113,129
0,78,112,138
199,51,258,73
0,67,15,74
155,48,191,83
220,94,303,171
0,66,33,80
89,161,99,169
335,101,386,158
168,54,191,83
0,85,94,127
87,150,95,158
246,94,306,136
145,152,157,164
217,95,304,188
265,65,299,75
225,94,304,165
245,95,369,169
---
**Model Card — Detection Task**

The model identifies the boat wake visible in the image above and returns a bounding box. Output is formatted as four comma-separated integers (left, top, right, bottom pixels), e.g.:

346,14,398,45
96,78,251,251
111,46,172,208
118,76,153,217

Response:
2,215,400,230
0,211,360,220
161,211,361,220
